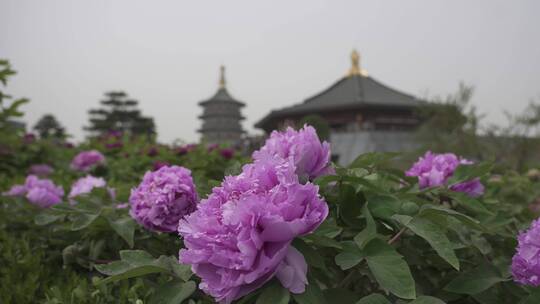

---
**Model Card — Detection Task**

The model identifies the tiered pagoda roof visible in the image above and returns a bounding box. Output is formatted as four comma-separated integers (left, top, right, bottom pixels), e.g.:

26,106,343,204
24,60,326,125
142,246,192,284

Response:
255,50,422,130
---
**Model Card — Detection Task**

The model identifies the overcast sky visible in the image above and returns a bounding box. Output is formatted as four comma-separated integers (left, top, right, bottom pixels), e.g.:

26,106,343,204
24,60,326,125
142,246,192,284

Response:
1,0,539,143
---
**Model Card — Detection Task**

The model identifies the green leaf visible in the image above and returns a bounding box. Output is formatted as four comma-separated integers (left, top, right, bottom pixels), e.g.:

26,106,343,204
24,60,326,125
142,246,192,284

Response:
303,234,342,249
356,293,392,304
349,152,399,169
364,239,416,299
149,280,196,304
519,289,540,304
34,213,62,225
293,239,326,271
444,263,506,295
120,250,154,265
339,184,363,227
450,192,493,215
335,241,364,270
95,250,176,285
367,194,402,220
313,217,342,238
393,215,459,270
323,288,360,304
94,260,132,276
95,263,167,285
293,279,326,304
170,263,193,282
354,203,377,249
108,217,136,248
315,174,341,187
70,213,100,231
256,280,290,304
410,296,446,304
419,205,484,231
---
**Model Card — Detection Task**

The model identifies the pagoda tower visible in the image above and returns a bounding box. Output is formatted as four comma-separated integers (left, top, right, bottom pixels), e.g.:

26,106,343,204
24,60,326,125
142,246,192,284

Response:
198,66,245,144
255,49,423,164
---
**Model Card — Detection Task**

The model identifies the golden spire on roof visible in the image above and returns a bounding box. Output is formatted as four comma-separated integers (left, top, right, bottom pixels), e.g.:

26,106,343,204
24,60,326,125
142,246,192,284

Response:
219,65,226,89
348,49,368,77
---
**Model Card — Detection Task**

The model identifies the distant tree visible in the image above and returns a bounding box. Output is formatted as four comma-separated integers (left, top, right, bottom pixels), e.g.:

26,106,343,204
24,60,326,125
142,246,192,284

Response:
33,114,65,138
485,100,540,171
415,83,484,158
0,59,29,175
299,114,330,141
85,91,155,137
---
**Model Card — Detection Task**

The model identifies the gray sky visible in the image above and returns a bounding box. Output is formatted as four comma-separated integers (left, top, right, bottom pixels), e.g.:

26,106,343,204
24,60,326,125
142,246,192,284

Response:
1,0,539,143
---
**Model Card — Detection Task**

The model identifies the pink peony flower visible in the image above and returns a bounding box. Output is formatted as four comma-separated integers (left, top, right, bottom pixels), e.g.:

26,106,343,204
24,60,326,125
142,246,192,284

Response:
3,175,64,208
69,175,107,199
70,150,105,171
28,164,54,176
179,155,328,303
512,218,540,286
253,125,333,181
406,151,484,197
130,165,198,233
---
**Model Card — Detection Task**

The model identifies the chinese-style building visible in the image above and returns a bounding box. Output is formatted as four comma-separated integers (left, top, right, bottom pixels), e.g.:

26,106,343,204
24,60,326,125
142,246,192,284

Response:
198,66,245,144
255,50,424,164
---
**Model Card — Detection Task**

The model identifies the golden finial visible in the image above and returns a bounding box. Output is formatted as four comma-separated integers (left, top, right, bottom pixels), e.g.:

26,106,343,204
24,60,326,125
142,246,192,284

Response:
348,49,368,77
219,65,226,88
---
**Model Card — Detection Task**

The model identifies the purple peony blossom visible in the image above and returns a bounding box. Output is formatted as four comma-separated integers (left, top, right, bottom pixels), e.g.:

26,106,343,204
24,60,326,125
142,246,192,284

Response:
69,175,107,199
130,165,198,233
450,178,485,198
178,155,328,303
3,184,27,196
23,133,36,144
28,164,54,176
406,151,484,197
207,143,219,152
219,148,235,160
253,125,333,181
176,144,197,156
152,160,169,171
115,202,129,209
105,142,123,149
147,147,159,157
512,218,540,286
70,150,105,171
3,175,64,208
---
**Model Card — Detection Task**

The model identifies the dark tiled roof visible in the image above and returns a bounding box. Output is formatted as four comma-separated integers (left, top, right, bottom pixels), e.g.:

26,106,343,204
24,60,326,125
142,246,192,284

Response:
199,88,245,107
255,74,421,128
